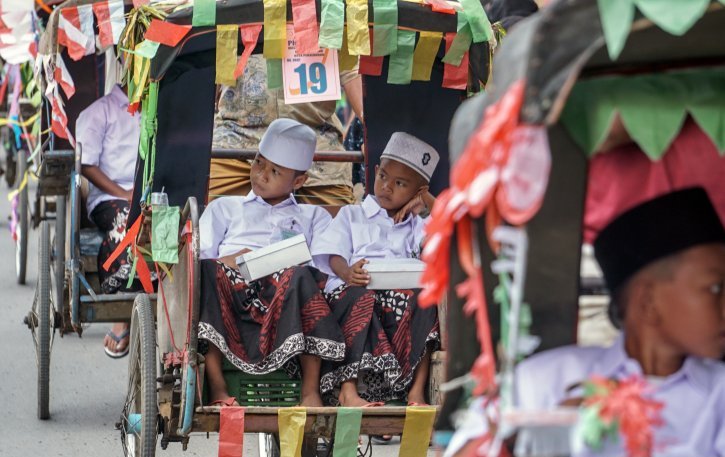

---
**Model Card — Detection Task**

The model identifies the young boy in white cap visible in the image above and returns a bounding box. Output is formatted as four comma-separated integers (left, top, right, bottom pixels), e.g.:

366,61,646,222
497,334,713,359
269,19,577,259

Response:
198,118,344,408
312,132,440,408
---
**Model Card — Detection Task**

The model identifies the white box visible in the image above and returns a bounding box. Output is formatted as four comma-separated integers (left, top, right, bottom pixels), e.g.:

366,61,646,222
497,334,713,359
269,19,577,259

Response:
236,234,312,282
365,259,425,290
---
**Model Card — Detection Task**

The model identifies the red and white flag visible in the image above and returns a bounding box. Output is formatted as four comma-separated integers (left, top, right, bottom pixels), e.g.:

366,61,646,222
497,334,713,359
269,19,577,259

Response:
50,89,74,145
54,53,75,99
58,5,95,60
93,0,125,48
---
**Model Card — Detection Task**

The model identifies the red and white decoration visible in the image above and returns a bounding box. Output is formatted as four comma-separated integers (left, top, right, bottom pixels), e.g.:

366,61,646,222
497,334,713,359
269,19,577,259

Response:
93,0,125,49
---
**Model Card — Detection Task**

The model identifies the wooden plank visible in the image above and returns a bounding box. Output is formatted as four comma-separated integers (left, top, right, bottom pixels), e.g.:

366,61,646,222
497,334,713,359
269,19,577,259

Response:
191,406,437,435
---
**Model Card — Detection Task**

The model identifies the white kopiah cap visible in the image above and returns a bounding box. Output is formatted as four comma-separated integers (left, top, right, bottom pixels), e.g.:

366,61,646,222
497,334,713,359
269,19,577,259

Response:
380,132,439,182
258,118,317,171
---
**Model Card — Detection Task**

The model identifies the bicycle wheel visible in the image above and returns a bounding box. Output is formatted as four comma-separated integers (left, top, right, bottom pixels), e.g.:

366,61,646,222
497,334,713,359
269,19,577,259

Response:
35,221,53,419
15,147,28,285
121,294,158,457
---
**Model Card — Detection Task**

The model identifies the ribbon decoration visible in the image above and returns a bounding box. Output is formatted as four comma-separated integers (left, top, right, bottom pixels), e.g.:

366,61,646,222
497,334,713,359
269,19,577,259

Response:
319,0,345,49
459,0,493,43
387,30,416,84
419,80,551,395
102,215,154,293
54,53,76,99
218,407,245,457
216,25,238,86
263,0,287,59
580,376,663,457
332,408,363,457
278,407,306,457
372,0,398,56
442,32,468,90
346,0,370,55
411,31,442,81
399,406,437,457
234,25,263,79
144,19,192,47
57,6,94,61
267,59,283,89
192,0,216,26
442,14,473,67
291,0,320,54
424,0,456,14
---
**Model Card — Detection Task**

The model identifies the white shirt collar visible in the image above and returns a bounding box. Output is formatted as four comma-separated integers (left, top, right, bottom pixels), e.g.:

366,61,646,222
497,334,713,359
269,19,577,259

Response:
361,195,414,225
242,190,299,208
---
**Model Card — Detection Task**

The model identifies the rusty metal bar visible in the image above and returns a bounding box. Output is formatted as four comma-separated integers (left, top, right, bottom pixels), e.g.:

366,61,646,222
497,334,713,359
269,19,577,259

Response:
211,149,364,163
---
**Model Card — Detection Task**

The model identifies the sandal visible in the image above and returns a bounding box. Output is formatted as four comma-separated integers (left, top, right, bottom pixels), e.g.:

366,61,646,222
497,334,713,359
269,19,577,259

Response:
104,328,130,359
209,397,240,407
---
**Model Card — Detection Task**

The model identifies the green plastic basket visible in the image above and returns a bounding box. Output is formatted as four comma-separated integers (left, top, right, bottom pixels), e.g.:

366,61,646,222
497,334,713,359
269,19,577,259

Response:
218,359,302,407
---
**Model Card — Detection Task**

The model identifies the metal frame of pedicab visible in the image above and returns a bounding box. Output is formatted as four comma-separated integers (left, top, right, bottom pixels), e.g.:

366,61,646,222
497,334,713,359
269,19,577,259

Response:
435,0,725,449
118,0,495,454
25,0,151,421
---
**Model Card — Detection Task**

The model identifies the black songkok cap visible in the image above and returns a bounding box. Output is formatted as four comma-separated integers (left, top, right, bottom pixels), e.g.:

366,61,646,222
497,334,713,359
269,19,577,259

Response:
594,187,725,294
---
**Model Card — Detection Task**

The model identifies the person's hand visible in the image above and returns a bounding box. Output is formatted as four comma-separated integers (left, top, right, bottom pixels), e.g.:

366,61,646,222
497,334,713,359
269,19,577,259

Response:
219,249,251,270
342,259,369,286
394,186,429,224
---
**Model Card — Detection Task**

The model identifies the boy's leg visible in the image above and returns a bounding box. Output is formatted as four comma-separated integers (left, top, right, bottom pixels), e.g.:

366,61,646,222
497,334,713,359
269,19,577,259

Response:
205,344,238,404
299,354,324,407
407,349,431,405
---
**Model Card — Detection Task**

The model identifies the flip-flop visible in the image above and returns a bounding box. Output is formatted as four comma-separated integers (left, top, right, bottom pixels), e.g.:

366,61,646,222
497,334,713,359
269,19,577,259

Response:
209,397,240,407
104,328,130,359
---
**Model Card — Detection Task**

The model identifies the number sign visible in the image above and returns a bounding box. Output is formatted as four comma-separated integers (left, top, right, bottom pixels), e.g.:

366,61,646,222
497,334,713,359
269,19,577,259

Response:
282,28,341,104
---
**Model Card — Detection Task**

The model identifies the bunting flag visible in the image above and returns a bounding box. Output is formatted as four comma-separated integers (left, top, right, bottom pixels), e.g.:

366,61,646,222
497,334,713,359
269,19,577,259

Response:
332,408,363,457
339,29,358,72
372,0,398,56
441,14,472,67
387,29,416,84
346,0,370,55
278,408,306,457
399,407,437,457
319,0,345,49
192,0,216,26
442,32,468,90
144,19,192,47
359,30,383,75
93,0,125,48
234,25,262,79
218,407,245,457
58,5,95,60
411,31,442,81
54,53,76,99
424,0,456,15
290,0,320,54
459,0,493,43
263,0,287,58
50,89,73,144
215,25,238,86
267,58,283,89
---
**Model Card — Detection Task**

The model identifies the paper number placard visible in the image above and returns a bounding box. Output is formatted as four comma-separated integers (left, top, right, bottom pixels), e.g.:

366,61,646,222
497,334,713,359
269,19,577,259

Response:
282,27,341,104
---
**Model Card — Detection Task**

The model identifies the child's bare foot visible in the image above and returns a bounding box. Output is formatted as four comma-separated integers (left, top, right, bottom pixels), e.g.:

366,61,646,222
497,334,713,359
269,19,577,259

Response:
300,393,324,407
407,393,428,406
209,388,239,407
339,391,376,407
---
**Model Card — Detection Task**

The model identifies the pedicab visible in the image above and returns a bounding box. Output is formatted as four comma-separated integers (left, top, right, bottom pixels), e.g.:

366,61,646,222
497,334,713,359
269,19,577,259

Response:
425,0,725,454
115,0,499,454
24,0,148,420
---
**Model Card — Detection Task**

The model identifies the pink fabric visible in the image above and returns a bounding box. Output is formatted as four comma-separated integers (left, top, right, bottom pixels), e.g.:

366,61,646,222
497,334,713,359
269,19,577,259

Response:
584,119,725,243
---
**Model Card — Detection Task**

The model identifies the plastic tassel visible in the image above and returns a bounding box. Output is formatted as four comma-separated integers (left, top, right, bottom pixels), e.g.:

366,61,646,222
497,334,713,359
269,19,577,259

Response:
279,408,306,457
399,407,437,457
192,0,215,26
332,408,363,457
291,0,320,54
319,0,345,49
387,30,416,84
346,0,370,55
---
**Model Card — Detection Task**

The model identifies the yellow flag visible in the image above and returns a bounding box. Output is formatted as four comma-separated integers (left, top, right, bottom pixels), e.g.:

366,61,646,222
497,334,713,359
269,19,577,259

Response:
264,0,287,59
216,25,239,86
399,406,437,457
412,31,442,81
339,29,359,71
346,0,370,55
278,407,306,457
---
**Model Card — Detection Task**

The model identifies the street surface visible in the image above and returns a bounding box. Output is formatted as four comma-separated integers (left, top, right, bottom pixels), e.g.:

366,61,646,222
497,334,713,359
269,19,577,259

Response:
0,183,425,457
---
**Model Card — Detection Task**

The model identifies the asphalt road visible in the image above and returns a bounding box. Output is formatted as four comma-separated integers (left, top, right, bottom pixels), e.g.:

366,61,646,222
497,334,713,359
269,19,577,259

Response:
0,182,420,457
